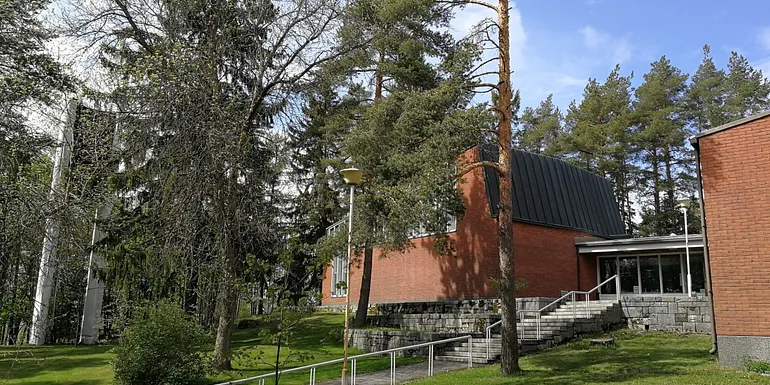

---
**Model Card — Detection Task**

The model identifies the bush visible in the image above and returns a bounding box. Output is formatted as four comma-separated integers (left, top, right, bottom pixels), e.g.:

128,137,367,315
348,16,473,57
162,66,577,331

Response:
112,300,207,385
236,318,262,329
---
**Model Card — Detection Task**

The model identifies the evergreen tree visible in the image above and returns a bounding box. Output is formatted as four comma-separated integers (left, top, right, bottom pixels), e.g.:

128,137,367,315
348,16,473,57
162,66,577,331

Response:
325,0,468,329
724,51,770,119
685,45,729,132
516,94,563,155
68,0,354,369
0,0,72,345
562,66,636,232
633,56,689,236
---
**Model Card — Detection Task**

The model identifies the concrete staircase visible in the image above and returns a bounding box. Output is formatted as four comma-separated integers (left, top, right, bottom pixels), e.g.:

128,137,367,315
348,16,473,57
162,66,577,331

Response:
435,299,622,364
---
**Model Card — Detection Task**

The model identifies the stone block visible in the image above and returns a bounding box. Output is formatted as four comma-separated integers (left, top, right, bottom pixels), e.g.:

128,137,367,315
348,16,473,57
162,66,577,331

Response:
682,322,696,332
650,306,669,314
668,303,679,313
695,323,711,333
656,313,675,325
688,314,702,323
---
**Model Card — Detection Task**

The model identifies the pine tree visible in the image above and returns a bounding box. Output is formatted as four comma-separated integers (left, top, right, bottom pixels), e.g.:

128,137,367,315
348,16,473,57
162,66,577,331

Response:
516,94,563,155
724,52,770,119
634,56,689,236
562,66,636,232
685,45,729,132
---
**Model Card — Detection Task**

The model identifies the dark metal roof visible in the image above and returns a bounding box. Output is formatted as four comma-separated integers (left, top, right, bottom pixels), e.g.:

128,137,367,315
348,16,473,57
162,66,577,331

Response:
480,145,626,238
691,110,770,143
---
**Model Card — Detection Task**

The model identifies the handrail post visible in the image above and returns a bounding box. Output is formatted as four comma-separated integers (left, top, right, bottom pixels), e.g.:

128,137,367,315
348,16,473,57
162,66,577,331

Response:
536,312,541,339
586,293,590,317
428,344,434,376
351,359,356,385
390,351,395,385
571,292,576,319
468,336,473,368
616,274,621,302
485,326,490,361
310,367,316,385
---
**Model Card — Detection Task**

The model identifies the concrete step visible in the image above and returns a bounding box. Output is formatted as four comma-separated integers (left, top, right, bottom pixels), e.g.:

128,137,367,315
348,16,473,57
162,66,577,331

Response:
433,354,490,364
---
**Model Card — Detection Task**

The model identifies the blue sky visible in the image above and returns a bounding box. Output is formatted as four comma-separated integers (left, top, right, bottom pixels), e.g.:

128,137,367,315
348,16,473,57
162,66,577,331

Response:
451,1,770,111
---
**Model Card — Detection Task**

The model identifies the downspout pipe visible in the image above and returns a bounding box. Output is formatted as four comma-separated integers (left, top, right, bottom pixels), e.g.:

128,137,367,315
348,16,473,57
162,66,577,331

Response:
692,138,718,355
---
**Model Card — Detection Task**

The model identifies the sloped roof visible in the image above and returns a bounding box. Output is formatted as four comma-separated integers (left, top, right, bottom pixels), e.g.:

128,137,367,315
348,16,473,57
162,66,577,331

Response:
480,145,626,238
692,110,770,142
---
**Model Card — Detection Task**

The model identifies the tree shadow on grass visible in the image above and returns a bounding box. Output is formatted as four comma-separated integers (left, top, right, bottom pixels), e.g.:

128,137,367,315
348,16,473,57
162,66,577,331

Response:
511,332,715,384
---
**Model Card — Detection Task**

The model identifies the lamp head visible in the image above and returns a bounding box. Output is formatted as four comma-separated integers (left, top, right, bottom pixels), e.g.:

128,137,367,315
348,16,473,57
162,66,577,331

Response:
340,168,363,185
677,198,691,211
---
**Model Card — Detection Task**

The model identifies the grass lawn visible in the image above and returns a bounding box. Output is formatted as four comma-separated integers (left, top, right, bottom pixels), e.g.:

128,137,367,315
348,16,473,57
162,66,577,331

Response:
411,330,768,385
0,313,419,385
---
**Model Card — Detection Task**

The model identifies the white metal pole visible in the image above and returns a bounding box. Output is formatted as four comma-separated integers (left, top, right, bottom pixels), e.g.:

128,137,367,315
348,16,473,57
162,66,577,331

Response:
341,185,355,385
684,208,692,298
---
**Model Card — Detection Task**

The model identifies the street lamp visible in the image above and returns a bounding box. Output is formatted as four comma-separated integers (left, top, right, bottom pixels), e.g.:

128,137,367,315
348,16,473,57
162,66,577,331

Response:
678,199,692,297
340,167,362,385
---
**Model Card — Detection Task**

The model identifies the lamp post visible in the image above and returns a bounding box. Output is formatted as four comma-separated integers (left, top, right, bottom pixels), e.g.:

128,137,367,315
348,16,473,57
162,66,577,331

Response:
339,168,363,385
678,199,692,297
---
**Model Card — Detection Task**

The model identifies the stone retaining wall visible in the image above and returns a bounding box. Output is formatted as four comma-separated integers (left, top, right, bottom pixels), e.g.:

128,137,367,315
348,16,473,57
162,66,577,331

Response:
319,297,555,316
366,313,499,333
348,330,461,355
620,296,712,333
362,297,554,333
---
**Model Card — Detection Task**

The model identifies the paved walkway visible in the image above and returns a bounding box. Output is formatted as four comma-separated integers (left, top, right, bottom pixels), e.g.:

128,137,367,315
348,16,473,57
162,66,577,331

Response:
317,360,470,385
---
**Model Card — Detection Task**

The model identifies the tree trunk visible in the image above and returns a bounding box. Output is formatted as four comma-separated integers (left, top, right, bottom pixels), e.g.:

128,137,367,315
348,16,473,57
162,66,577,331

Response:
651,150,660,216
353,245,373,327
497,0,520,375
213,229,238,370
664,146,674,205
351,49,385,330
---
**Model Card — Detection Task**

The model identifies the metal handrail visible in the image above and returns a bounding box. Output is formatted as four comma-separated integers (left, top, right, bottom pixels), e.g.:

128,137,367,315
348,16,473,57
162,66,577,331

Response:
485,275,620,361
214,334,474,385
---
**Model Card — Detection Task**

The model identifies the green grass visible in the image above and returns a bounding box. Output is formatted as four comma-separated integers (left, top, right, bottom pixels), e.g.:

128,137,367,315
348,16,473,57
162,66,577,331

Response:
0,313,419,385
411,330,768,385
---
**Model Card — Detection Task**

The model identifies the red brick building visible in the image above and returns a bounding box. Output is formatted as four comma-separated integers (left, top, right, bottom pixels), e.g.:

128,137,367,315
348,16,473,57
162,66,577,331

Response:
321,146,625,306
693,112,770,366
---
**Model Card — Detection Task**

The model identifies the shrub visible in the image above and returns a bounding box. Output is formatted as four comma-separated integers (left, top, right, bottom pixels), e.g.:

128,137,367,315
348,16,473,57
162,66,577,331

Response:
236,318,262,329
742,357,770,374
112,300,207,385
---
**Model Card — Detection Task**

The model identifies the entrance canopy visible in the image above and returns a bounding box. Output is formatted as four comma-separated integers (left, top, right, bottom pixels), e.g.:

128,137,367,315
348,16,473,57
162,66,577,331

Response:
577,235,705,297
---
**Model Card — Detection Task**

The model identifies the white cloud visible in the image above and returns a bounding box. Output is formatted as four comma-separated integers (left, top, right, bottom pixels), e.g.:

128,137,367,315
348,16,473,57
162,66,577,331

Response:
579,25,632,64
758,27,770,51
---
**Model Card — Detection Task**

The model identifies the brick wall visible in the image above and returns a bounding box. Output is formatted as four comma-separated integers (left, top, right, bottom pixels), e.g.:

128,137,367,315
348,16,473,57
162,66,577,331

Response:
699,118,770,337
322,147,592,305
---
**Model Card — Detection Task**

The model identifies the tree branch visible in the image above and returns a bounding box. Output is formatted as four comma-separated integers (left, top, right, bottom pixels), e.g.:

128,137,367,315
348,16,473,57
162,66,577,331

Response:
437,0,498,12
458,161,503,177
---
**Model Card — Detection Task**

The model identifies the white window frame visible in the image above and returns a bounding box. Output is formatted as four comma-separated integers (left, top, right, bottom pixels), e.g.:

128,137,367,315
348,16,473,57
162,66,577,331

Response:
326,221,347,298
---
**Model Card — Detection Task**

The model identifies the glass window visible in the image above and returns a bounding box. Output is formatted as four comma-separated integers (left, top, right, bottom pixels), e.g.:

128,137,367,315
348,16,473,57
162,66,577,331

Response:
599,258,617,294
639,256,661,294
660,255,682,294
619,257,639,294
689,253,706,295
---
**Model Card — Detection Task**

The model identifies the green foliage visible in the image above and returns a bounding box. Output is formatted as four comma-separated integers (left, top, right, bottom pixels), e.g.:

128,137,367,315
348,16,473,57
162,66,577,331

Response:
742,358,770,374
112,301,206,385
410,331,766,385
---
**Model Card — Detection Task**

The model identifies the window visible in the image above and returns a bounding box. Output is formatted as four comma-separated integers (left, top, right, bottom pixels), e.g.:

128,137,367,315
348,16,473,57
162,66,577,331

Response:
660,255,682,293
618,257,639,294
639,256,661,294
326,221,347,298
598,253,706,296
331,253,347,298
